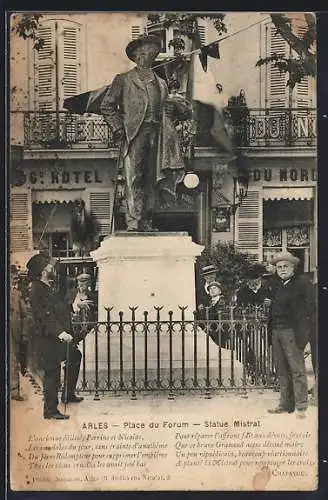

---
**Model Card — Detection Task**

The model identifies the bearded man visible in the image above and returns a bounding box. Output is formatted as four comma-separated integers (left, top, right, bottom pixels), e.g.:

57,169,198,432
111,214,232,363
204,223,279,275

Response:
267,251,312,419
27,254,84,420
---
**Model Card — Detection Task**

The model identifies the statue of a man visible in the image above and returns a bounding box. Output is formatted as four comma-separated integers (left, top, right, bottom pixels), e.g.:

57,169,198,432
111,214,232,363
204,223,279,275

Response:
100,34,192,232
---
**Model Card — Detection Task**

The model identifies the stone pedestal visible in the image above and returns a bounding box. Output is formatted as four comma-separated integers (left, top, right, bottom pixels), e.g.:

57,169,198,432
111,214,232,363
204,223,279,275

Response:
79,232,243,388
91,232,204,321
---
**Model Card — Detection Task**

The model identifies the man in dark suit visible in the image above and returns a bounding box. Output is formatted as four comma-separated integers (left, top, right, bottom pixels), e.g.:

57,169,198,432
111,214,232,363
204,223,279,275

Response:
27,254,84,420
100,34,192,232
197,281,228,347
236,263,272,307
236,263,272,378
267,251,312,418
196,265,219,309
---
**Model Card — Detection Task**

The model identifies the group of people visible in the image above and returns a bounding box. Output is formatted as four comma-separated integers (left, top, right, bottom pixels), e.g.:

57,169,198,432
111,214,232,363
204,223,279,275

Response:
197,251,317,418
10,255,97,420
10,249,316,420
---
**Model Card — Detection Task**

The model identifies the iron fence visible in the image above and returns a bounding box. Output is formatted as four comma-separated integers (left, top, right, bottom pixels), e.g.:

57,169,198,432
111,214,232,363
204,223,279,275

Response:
17,108,316,150
26,305,278,399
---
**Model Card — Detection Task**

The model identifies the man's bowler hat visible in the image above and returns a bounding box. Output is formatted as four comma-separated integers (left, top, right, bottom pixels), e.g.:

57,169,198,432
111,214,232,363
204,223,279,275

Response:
244,263,267,280
201,265,218,277
126,34,162,62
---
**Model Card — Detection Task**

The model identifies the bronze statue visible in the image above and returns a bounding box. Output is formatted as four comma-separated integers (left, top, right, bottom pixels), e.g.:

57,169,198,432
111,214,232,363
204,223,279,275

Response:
100,34,192,232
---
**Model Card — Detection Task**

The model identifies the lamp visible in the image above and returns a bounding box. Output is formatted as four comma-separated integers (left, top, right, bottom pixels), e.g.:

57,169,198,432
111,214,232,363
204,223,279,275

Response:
115,172,126,200
232,155,249,213
183,171,200,189
232,175,249,214
231,157,249,247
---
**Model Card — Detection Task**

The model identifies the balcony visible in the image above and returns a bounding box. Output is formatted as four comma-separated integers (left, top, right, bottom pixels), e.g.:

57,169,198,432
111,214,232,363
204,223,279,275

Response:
12,108,316,152
20,111,117,150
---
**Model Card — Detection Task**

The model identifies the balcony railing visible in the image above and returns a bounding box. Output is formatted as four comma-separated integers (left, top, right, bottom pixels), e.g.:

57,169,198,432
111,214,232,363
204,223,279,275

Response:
20,111,117,149
13,108,316,150
230,107,317,148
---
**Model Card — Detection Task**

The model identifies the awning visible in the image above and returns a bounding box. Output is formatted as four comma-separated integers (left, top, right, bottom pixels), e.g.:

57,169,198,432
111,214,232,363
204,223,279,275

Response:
263,187,314,201
32,190,84,204
263,199,314,229
32,202,74,233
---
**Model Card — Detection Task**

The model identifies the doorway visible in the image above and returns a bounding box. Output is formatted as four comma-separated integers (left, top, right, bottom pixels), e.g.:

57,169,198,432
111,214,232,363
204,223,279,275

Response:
152,211,198,242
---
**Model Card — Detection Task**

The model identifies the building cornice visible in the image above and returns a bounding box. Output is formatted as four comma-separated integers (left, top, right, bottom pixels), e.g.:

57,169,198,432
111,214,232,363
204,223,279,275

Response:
22,146,316,162
23,148,119,160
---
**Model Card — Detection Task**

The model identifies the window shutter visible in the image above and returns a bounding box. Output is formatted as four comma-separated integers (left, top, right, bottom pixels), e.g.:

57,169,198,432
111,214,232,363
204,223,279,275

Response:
268,24,288,108
197,24,207,46
294,26,311,109
10,188,33,252
131,25,142,39
34,21,56,110
32,19,81,111
87,189,114,236
236,189,263,260
57,21,81,106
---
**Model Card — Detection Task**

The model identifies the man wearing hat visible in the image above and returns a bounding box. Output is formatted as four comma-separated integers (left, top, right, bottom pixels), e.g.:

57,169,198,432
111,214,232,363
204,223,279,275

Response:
10,264,27,401
267,251,312,418
237,263,273,307
66,273,98,334
27,254,84,420
196,265,219,308
100,34,192,232
197,280,227,347
236,263,272,380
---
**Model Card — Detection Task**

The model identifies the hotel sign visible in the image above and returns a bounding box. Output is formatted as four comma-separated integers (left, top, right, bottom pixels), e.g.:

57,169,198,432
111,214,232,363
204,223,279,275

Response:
22,168,107,188
251,167,317,183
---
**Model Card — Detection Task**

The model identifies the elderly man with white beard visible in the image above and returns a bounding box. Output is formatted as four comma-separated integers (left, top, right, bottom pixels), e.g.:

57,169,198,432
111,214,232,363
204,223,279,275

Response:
267,251,313,419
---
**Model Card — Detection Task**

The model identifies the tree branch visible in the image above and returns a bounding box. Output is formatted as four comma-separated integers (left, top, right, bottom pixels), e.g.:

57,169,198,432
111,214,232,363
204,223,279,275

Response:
270,14,316,76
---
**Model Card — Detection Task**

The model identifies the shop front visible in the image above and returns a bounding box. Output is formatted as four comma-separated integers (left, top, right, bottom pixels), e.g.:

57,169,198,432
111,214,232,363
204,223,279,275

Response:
213,158,317,273
10,159,116,271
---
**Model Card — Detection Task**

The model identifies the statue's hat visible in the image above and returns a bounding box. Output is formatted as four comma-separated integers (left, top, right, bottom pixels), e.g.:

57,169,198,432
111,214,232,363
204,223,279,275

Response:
126,34,162,62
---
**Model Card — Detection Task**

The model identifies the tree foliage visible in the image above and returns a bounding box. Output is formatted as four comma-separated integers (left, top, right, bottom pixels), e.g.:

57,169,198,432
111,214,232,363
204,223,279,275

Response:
148,13,227,45
197,242,254,300
147,13,227,96
11,13,44,50
256,13,316,89
147,13,227,69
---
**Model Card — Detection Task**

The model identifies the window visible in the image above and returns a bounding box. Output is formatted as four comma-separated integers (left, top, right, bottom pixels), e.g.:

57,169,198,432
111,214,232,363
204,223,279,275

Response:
145,18,198,56
33,232,74,257
263,228,311,272
32,18,82,111
33,232,75,257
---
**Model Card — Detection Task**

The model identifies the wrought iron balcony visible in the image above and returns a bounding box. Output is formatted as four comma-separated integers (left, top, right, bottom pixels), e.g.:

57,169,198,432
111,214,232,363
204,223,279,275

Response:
20,111,117,149
14,108,316,150
195,106,317,149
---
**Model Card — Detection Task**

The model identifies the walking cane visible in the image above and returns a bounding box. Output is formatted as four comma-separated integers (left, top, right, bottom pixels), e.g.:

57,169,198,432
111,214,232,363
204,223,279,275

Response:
110,138,124,235
63,341,70,415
